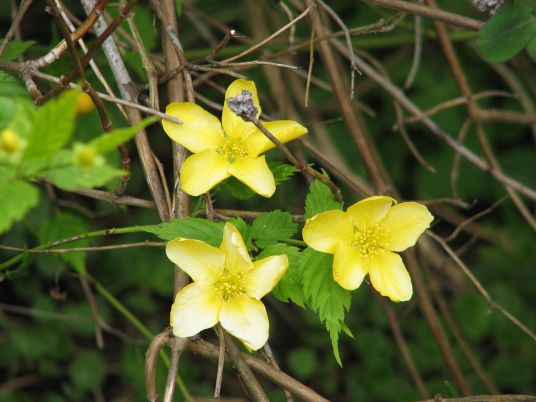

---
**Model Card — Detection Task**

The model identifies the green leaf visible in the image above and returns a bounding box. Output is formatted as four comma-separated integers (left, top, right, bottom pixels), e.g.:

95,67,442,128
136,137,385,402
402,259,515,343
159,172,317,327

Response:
304,179,342,220
299,248,351,365
527,35,536,61
221,176,256,200
271,162,295,184
24,92,77,160
251,210,298,248
89,117,157,154
38,213,90,274
0,175,39,234
0,71,28,97
175,0,182,16
0,40,35,61
141,217,225,246
5,247,33,280
477,3,536,62
258,243,304,307
228,217,252,249
69,351,106,392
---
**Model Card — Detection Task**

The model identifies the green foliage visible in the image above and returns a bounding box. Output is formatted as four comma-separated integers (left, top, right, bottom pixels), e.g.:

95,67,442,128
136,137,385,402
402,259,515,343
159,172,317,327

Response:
0,71,28,97
141,217,225,246
299,248,352,365
89,117,157,153
0,40,35,61
304,179,342,220
258,243,304,307
0,173,39,234
251,210,298,248
477,2,536,62
68,351,106,392
287,347,319,380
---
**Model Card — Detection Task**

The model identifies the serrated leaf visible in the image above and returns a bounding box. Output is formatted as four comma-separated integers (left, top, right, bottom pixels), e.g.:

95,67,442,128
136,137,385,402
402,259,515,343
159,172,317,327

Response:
89,117,156,154
38,213,90,274
258,243,304,307
477,3,536,62
251,210,298,248
299,247,351,365
5,247,33,280
24,92,77,160
271,162,295,184
0,71,29,97
141,217,225,246
0,175,39,234
304,179,342,220
221,176,256,200
0,40,35,61
228,217,252,249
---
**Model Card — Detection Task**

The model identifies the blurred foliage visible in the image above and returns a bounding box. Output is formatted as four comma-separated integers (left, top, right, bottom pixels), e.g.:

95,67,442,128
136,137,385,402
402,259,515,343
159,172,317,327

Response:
1,1,535,401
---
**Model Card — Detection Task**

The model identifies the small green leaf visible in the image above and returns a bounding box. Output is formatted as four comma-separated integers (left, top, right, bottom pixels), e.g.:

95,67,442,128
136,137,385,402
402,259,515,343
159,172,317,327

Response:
24,92,77,160
251,210,298,248
259,243,304,307
477,3,536,62
0,71,28,97
89,117,157,154
0,40,35,61
69,350,106,392
271,162,295,184
304,179,342,220
38,213,90,274
141,217,225,246
299,247,351,365
221,176,256,200
0,174,39,234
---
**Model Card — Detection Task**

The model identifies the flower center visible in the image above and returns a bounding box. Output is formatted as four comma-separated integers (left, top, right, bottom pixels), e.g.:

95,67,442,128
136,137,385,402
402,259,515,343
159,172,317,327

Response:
213,268,246,301
216,138,248,164
350,224,386,257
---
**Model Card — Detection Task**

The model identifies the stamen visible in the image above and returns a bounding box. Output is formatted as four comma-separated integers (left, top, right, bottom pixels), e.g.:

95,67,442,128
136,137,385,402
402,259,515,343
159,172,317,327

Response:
216,138,248,164
350,224,385,257
213,270,246,301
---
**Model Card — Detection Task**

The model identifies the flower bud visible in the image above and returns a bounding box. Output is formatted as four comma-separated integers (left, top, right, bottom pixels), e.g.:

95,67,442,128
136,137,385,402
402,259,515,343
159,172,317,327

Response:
1,128,20,154
75,144,97,167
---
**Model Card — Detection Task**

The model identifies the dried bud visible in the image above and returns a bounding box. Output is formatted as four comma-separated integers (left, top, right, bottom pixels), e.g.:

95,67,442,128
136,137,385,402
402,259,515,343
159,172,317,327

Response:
226,90,258,121
472,0,505,15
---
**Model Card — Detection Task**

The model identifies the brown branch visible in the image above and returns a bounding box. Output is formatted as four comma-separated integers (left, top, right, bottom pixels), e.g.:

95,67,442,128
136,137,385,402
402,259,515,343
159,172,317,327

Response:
0,241,164,253
163,337,189,402
79,275,105,350
417,395,536,402
145,329,172,402
362,0,483,30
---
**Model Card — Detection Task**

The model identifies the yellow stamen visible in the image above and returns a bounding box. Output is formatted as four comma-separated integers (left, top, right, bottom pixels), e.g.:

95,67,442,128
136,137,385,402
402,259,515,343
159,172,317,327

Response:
216,138,248,164
213,269,246,301
351,224,386,257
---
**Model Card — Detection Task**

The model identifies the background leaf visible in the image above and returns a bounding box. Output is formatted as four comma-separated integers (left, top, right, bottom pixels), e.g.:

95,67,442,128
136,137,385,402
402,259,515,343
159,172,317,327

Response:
0,174,39,234
141,217,225,246
304,179,342,220
251,210,298,248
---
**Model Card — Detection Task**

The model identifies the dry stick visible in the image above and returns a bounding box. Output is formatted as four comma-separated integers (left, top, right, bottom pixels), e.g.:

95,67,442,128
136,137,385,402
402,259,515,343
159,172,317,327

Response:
476,108,536,125
0,0,34,57
404,8,422,89
304,28,315,107
374,293,429,399
262,343,295,402
328,39,536,202
189,339,330,402
0,242,164,253
80,0,171,223
362,0,483,30
417,395,536,402
307,0,386,192
427,232,536,344
450,119,471,200
79,275,105,349
214,326,226,398
429,277,500,394
278,0,297,51
163,337,189,402
405,250,471,395
426,0,536,231
145,329,171,402
223,333,269,402
207,29,237,61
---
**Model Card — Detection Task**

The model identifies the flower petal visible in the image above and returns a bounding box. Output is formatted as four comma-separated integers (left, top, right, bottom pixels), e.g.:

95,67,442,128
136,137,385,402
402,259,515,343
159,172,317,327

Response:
220,294,269,350
162,102,223,153
246,120,308,156
221,222,253,274
170,283,223,337
302,210,353,254
366,251,412,302
245,255,288,299
346,196,397,228
228,155,275,197
333,244,367,290
381,202,434,252
180,150,230,196
222,79,261,139
166,238,224,283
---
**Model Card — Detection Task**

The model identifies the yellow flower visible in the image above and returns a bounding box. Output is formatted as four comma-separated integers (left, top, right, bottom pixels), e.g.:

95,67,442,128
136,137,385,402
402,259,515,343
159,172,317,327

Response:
167,222,288,350
302,196,433,302
162,79,307,197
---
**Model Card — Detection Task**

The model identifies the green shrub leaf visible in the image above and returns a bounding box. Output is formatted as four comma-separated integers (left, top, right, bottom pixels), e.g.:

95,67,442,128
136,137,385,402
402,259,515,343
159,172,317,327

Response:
304,179,342,220
251,210,298,248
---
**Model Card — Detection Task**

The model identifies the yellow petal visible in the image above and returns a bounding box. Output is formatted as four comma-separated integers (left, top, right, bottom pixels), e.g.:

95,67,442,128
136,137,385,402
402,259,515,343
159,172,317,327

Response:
180,150,230,196
220,294,269,350
366,251,412,302
166,238,224,283
170,283,223,337
222,79,260,140
221,222,253,273
246,120,308,156
162,102,223,153
302,210,353,254
381,202,434,252
346,196,397,228
228,155,275,197
333,244,367,290
245,255,288,299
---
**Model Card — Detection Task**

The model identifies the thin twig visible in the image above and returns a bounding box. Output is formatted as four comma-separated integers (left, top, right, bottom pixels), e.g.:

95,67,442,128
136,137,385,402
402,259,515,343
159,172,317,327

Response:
0,0,34,57
214,325,226,399
145,329,171,402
